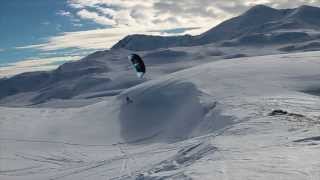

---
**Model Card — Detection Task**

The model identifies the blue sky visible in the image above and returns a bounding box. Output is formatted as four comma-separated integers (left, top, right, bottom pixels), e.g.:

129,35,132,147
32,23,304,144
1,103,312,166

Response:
0,0,103,66
0,0,319,76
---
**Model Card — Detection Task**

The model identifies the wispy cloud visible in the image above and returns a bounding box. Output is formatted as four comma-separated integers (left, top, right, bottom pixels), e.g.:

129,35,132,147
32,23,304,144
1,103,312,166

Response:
15,26,205,51
0,56,81,77
77,9,116,26
15,44,45,50
57,10,72,17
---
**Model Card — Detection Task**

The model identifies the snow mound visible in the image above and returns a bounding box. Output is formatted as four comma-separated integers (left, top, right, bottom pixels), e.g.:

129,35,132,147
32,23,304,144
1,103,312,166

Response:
119,81,233,143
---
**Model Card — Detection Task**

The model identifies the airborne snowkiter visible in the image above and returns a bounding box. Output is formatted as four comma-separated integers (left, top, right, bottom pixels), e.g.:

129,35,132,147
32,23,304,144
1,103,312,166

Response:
128,53,146,78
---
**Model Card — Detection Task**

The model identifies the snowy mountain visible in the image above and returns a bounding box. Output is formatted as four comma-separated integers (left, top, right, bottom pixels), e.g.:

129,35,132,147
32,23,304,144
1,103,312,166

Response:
0,44,287,107
2,5,320,107
1,4,320,179
112,5,320,51
1,51,320,179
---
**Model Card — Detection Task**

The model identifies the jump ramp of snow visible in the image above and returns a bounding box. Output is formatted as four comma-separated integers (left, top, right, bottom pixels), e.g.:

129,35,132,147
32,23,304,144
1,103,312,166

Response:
118,81,234,143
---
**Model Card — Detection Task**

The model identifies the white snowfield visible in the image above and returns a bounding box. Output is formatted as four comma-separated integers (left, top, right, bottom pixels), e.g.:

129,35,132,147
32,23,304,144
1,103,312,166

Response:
1,51,320,180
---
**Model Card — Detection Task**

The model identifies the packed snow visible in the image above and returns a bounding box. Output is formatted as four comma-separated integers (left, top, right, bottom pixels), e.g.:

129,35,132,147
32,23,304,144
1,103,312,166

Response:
1,51,320,179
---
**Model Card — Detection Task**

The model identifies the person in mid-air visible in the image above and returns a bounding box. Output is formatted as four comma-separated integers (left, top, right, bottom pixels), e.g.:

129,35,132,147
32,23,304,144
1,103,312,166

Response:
125,54,145,104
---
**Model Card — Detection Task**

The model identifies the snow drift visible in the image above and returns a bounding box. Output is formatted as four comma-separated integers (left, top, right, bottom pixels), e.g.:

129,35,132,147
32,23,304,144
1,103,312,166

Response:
119,81,233,143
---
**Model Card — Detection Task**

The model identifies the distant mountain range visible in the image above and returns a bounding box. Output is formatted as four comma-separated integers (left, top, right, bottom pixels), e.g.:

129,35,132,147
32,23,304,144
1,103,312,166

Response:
112,5,320,51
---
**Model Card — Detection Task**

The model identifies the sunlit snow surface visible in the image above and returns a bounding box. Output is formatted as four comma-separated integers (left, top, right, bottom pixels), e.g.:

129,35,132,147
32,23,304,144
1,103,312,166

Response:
1,52,320,179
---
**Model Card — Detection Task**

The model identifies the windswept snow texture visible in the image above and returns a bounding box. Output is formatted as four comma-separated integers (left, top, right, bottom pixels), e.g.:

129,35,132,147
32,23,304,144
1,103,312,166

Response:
1,51,320,179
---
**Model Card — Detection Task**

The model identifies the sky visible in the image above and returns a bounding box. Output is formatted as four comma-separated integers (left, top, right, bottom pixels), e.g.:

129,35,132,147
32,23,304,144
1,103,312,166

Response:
0,0,319,76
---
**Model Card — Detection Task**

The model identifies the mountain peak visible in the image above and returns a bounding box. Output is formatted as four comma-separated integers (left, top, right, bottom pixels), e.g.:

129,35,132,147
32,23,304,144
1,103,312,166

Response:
250,4,273,10
293,4,320,13
112,34,193,51
286,5,320,24
297,5,318,10
244,4,278,15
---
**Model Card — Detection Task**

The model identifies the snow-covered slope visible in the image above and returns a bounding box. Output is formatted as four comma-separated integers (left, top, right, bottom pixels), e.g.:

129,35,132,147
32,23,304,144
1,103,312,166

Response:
0,44,285,107
1,51,320,179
